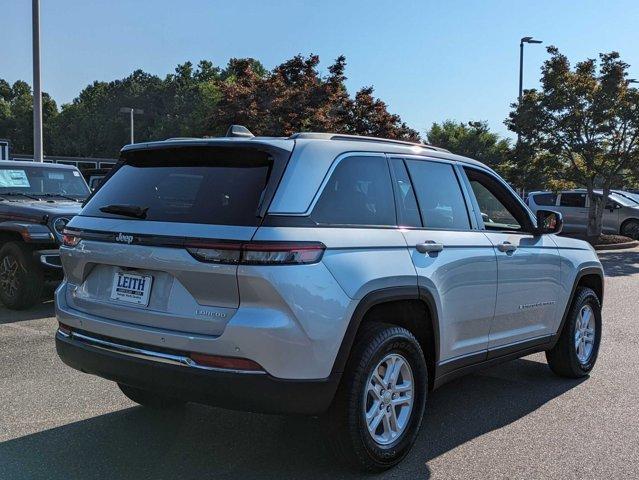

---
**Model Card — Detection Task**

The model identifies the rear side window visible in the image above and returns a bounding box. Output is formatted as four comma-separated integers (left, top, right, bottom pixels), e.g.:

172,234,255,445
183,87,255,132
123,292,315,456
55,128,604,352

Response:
82,147,273,225
560,193,586,208
390,159,421,227
533,193,557,206
312,156,395,226
405,160,470,230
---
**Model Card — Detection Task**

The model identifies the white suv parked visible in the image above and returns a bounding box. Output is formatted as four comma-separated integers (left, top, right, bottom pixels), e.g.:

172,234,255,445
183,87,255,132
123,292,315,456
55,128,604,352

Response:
56,128,604,471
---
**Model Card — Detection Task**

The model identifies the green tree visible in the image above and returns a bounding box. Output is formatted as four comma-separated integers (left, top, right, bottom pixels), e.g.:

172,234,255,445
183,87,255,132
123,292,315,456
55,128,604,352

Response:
0,79,58,155
507,47,639,238
426,120,511,172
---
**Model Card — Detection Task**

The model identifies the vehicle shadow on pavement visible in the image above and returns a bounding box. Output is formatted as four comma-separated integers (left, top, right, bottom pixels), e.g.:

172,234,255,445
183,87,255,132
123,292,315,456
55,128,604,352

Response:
0,357,584,480
0,299,54,324
597,250,639,277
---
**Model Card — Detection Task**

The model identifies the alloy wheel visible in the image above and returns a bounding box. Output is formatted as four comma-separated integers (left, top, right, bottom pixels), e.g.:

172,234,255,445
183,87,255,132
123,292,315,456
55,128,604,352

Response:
0,255,20,298
575,304,596,364
363,353,414,446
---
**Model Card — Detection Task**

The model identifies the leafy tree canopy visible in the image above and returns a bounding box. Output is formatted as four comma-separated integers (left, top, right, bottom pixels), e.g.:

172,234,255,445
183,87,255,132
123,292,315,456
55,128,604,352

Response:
426,120,511,171
507,46,639,236
0,55,419,158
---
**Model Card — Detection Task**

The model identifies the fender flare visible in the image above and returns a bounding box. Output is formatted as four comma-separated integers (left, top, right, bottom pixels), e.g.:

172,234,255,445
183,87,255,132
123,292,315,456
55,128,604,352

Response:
549,266,604,348
0,221,54,243
330,285,440,375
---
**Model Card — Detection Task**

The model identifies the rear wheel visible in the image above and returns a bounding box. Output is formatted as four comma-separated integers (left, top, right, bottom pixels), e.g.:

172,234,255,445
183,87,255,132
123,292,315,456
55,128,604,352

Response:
620,219,639,240
546,287,601,378
0,242,44,310
325,323,427,472
118,383,186,409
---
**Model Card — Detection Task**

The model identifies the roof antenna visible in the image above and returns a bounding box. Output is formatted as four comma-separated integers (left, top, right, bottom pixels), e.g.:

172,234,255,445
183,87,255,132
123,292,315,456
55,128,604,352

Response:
225,125,254,138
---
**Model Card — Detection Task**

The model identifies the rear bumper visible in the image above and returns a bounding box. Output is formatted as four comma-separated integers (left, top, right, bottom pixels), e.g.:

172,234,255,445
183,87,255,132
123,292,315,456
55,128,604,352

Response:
55,329,340,415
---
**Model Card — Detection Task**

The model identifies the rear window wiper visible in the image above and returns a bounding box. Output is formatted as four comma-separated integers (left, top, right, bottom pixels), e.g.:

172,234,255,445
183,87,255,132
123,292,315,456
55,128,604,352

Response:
0,191,42,201
99,204,148,219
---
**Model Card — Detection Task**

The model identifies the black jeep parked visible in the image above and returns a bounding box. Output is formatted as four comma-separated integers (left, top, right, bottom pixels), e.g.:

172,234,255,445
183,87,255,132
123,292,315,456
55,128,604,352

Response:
0,161,90,309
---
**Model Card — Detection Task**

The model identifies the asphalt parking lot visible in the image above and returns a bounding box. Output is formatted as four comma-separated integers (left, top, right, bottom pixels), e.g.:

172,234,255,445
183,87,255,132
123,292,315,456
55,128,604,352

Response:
1,249,639,480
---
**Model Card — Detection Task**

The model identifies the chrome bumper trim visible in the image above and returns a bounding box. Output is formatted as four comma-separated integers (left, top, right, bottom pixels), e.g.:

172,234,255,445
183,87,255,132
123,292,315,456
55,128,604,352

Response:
57,329,266,375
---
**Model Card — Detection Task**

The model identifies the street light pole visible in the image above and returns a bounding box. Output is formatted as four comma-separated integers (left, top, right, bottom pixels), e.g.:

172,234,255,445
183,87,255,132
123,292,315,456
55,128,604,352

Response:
119,107,144,144
32,0,43,162
519,36,543,104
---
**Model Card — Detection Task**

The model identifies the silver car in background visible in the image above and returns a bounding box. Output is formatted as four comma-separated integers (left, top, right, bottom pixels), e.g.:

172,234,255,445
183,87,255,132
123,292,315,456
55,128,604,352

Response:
55,128,604,471
527,189,639,238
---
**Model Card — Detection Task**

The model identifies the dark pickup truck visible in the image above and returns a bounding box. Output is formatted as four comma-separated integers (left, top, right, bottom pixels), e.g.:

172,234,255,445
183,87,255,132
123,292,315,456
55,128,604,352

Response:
0,161,90,309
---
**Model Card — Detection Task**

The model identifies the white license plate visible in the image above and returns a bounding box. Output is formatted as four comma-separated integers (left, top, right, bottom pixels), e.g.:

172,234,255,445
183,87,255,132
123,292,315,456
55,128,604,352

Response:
110,271,153,307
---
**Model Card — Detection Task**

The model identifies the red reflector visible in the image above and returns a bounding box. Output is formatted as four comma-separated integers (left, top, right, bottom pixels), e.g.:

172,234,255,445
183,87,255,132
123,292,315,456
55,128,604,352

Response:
58,322,72,335
190,353,264,371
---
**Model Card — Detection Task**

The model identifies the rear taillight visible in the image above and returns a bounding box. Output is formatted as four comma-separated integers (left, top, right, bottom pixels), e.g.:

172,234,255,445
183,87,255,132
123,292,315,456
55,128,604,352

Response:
186,241,325,265
62,230,81,247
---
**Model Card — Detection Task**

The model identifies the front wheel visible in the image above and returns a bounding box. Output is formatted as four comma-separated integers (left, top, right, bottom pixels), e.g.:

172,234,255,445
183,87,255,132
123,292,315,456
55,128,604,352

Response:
0,242,44,310
325,323,427,472
546,287,602,378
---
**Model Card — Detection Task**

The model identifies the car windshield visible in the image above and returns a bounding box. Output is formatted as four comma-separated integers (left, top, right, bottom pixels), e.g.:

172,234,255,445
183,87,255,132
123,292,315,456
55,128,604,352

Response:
0,166,90,199
612,191,639,206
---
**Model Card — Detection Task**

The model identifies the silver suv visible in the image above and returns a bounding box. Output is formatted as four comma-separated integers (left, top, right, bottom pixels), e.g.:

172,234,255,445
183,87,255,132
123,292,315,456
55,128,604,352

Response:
527,189,639,238
56,128,604,471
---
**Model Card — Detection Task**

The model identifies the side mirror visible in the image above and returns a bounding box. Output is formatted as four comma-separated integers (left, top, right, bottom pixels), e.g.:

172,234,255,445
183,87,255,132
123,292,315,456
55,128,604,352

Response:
535,209,563,235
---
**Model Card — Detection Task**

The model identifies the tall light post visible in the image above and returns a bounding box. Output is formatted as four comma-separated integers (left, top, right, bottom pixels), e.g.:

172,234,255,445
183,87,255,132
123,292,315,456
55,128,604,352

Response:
119,107,144,144
519,36,543,104
32,0,43,162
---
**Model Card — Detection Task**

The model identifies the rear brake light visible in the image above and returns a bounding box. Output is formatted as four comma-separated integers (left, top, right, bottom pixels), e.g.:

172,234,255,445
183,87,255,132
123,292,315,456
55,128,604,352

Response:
186,241,325,265
62,230,80,247
190,352,264,371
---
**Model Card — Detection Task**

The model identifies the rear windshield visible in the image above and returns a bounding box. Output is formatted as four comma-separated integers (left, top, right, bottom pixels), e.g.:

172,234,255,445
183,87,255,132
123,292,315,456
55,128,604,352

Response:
81,147,273,225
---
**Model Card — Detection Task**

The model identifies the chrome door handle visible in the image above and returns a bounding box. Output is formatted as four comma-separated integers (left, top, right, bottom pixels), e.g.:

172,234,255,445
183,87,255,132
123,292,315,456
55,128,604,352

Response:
497,241,517,253
416,241,444,254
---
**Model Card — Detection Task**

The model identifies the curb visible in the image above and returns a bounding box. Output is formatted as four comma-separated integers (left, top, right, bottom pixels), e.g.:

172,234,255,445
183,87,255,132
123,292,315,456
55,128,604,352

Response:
594,241,639,251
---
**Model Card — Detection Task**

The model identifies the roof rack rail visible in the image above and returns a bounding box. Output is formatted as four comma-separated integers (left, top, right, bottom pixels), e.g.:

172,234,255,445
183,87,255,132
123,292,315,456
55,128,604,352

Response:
288,132,449,152
164,137,201,141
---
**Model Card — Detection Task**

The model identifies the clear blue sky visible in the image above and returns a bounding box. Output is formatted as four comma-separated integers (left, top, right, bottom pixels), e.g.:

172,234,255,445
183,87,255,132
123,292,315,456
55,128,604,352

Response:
3,0,639,139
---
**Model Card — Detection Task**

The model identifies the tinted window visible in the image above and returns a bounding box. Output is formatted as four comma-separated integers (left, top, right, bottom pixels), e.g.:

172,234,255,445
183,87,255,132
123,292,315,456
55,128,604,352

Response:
560,193,586,208
405,160,470,230
312,156,395,226
82,147,272,225
390,159,421,227
533,193,557,206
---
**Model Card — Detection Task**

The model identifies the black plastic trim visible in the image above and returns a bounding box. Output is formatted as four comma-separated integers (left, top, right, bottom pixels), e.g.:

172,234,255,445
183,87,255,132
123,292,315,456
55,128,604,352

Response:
433,335,554,389
330,286,440,375
56,332,340,415
548,266,604,349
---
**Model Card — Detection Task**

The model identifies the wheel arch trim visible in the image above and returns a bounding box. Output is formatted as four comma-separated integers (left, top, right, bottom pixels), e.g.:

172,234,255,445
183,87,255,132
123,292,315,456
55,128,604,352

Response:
330,285,440,375
550,266,604,348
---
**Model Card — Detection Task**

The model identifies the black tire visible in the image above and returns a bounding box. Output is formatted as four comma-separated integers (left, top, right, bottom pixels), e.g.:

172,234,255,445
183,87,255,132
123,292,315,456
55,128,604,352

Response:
620,219,639,240
546,287,602,378
118,383,186,409
325,323,428,472
0,242,44,310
